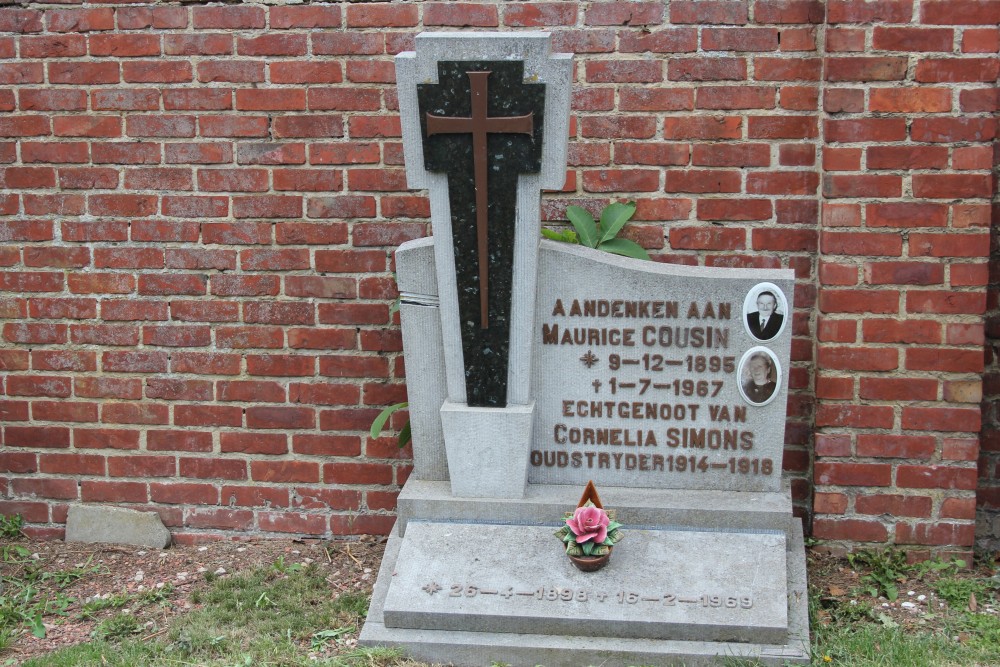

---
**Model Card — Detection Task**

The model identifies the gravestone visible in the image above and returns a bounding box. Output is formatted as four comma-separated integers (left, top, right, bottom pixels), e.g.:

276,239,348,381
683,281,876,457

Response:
360,32,809,666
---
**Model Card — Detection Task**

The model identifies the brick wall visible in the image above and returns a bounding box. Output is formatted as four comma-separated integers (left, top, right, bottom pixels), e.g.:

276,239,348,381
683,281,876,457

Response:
0,0,995,551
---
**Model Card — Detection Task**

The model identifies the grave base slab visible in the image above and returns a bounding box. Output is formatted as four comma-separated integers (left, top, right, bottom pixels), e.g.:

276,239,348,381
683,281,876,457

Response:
360,519,809,666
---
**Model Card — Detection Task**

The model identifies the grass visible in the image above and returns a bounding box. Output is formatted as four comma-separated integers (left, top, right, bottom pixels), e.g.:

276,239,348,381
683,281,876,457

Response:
19,559,402,667
3,514,1000,667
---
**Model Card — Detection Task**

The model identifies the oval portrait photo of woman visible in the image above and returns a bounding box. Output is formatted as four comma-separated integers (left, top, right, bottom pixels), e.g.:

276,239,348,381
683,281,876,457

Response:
743,282,788,342
738,347,782,407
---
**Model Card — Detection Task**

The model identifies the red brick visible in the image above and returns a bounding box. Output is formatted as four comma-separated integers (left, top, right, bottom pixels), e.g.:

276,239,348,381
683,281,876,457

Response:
898,465,978,490
74,428,139,450
214,326,282,350
856,434,936,459
251,461,320,484
826,57,908,81
81,481,147,503
236,89,306,111
912,118,995,143
580,117,657,139
907,290,985,315
668,57,746,81
346,4,418,28
828,0,913,23
107,455,174,478
902,407,980,433
584,169,659,193
164,34,233,56
150,482,218,505
586,60,662,83
671,1,749,24
148,430,212,452
857,495,932,517
619,28,698,53
19,89,86,111
290,435,359,458
171,352,241,376
271,5,342,28
916,58,999,83
815,462,892,486
866,261,944,285
504,3,577,26
873,27,953,52
814,492,848,514
940,498,977,520
5,426,70,448
259,511,326,535
247,354,315,377
860,376,938,401
867,203,948,228
907,348,983,373
922,0,1000,23
220,432,288,455
619,88,694,111
824,175,902,199
197,61,265,84
669,227,745,250
815,404,894,428
193,6,264,29
174,405,242,428
962,27,1000,53
0,9,43,33
424,2,498,26
895,522,975,547
221,485,289,508
47,8,115,32
909,233,990,257
818,347,898,371
323,461,393,485
697,199,772,221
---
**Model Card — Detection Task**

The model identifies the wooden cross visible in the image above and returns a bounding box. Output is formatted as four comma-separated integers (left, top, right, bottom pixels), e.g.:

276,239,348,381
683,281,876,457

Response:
425,70,534,329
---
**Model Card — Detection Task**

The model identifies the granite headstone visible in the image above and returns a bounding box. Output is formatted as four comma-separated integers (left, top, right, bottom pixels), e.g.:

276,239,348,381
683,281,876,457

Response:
360,32,809,667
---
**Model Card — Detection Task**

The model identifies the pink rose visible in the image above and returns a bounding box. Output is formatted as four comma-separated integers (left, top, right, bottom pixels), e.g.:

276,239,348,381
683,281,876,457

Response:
566,506,610,544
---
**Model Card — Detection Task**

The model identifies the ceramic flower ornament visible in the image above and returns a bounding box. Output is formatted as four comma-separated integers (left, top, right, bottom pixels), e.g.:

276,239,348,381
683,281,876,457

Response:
567,505,610,544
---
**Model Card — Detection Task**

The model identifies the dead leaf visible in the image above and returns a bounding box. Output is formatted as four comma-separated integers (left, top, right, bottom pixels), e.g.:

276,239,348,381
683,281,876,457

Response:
968,592,978,612
828,585,847,596
958,632,970,643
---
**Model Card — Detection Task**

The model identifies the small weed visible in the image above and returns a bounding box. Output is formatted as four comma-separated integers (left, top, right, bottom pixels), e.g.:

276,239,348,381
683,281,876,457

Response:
310,626,354,651
935,576,989,609
139,583,174,605
81,590,132,615
847,548,910,601
272,554,303,574
0,514,23,539
93,612,141,640
332,591,370,620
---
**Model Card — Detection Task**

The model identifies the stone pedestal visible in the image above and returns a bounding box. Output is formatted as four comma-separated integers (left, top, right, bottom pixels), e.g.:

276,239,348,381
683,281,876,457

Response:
361,481,809,666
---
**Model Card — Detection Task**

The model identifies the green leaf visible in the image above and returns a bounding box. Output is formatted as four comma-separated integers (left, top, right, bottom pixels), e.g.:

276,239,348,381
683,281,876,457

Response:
397,420,411,448
606,521,622,532
565,206,599,248
597,201,636,245
541,228,577,244
597,238,651,261
581,540,595,556
369,402,408,439
566,544,583,557
592,545,610,557
29,614,45,638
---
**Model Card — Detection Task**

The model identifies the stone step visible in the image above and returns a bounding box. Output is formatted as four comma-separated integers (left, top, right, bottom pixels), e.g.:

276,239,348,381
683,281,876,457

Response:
397,479,793,536
381,521,788,645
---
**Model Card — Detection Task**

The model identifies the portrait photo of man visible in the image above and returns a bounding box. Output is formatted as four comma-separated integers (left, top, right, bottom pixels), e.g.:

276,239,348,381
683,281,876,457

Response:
745,289,784,341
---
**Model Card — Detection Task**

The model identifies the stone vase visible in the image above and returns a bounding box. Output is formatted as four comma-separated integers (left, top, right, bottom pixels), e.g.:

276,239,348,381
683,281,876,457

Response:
439,399,534,499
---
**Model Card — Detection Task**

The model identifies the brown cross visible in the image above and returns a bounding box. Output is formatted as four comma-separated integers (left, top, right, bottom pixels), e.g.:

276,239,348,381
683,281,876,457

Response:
425,70,534,329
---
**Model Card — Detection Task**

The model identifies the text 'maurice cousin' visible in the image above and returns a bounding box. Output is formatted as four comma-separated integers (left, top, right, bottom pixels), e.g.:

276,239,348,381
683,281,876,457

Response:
535,298,776,478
